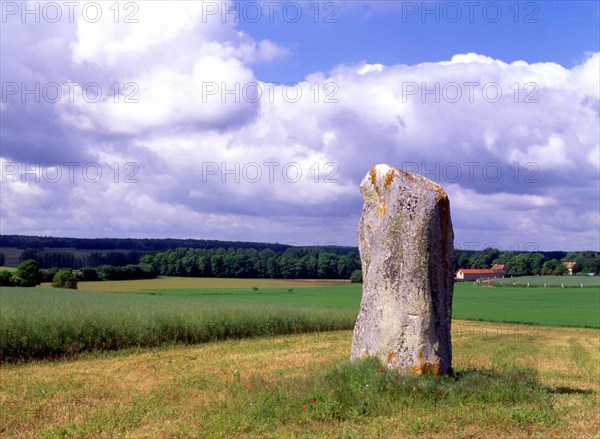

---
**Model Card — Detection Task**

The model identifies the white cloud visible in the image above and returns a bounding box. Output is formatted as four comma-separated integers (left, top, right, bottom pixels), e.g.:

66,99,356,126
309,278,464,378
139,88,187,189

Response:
1,2,598,250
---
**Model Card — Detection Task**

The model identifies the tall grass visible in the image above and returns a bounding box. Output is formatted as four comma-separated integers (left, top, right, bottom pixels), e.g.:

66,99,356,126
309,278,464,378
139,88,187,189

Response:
0,288,356,362
3,279,599,362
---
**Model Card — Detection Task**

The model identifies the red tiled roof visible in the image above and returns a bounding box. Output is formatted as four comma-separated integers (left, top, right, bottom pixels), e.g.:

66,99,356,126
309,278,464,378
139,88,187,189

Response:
459,269,496,274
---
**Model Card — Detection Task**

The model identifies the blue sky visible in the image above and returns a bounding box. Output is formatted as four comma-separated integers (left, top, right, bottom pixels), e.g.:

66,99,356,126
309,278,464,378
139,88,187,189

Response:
241,1,600,82
1,1,599,251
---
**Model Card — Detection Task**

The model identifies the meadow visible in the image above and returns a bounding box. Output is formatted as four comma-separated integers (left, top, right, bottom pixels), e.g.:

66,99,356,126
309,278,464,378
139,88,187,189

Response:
490,275,600,288
1,323,598,438
1,277,599,437
1,278,599,362
453,282,600,328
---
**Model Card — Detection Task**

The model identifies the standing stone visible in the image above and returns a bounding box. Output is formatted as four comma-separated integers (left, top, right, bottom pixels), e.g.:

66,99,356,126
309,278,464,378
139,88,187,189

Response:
350,164,454,375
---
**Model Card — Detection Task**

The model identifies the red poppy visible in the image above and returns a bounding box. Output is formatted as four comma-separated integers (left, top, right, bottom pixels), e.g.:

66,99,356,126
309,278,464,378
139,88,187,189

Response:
380,369,385,374
435,391,441,397
285,387,289,392
303,405,307,410
311,398,316,404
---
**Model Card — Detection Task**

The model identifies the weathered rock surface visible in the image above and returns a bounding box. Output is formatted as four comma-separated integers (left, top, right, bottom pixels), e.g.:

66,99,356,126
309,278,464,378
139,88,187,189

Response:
350,164,454,375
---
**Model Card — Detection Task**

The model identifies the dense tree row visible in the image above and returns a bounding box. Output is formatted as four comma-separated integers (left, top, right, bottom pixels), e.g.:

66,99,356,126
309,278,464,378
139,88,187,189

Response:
19,249,144,269
1,234,315,253
142,247,361,279
2,234,597,280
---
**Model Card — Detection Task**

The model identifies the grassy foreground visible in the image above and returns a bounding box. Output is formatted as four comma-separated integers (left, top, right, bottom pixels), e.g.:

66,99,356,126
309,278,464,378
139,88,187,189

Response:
1,322,598,438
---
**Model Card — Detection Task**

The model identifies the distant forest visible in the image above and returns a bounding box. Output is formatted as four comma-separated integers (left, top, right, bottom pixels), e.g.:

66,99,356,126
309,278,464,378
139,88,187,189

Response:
0,234,295,252
0,235,598,280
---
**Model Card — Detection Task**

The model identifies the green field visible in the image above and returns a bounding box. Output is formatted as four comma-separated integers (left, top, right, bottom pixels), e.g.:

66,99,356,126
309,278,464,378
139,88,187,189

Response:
1,278,599,362
453,283,600,328
490,275,599,288
2,324,598,438
1,277,599,437
0,266,17,272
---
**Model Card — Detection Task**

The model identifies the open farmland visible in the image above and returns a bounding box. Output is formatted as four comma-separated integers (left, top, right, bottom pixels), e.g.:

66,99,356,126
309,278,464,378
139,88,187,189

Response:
0,285,358,362
39,276,348,292
1,278,599,362
490,275,600,288
453,282,600,328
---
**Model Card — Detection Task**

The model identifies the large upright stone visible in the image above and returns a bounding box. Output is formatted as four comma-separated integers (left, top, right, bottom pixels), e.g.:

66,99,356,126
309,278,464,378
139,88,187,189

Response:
350,164,454,375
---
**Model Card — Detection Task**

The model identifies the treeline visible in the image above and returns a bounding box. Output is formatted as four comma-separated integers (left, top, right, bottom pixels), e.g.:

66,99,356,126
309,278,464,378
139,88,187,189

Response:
1,234,302,252
453,248,600,277
0,262,157,287
2,234,597,280
2,248,362,284
141,247,361,279
19,249,144,269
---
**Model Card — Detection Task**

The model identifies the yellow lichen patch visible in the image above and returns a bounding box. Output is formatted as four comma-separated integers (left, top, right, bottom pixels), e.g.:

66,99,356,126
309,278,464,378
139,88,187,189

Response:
434,185,447,204
411,350,442,376
377,198,387,220
368,167,380,196
368,167,377,186
383,169,395,191
386,351,397,365
398,169,414,181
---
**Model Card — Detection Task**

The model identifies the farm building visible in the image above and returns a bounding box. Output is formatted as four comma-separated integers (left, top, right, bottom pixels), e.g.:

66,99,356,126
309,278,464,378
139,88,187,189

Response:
491,264,507,276
563,261,576,275
455,268,503,281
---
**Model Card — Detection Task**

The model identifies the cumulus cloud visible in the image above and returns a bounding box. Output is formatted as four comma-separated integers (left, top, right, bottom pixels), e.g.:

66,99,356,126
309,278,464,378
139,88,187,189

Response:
0,2,598,250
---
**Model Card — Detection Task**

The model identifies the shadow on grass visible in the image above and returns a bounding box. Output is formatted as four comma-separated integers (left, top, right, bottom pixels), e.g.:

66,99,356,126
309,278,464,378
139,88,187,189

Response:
551,386,595,395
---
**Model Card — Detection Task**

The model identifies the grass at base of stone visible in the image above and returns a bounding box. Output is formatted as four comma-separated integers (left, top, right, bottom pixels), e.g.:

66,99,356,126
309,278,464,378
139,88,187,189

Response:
202,358,556,438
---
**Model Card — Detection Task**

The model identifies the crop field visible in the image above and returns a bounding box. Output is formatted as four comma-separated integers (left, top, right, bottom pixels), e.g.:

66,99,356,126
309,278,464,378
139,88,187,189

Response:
0,286,358,362
1,323,598,438
0,266,17,273
2,278,599,362
453,283,600,328
39,276,349,292
490,275,599,288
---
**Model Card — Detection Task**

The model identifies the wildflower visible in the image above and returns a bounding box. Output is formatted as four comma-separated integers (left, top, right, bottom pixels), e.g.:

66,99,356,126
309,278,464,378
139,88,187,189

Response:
285,387,290,392
311,398,316,404
303,405,307,410
380,369,385,374
435,391,441,397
